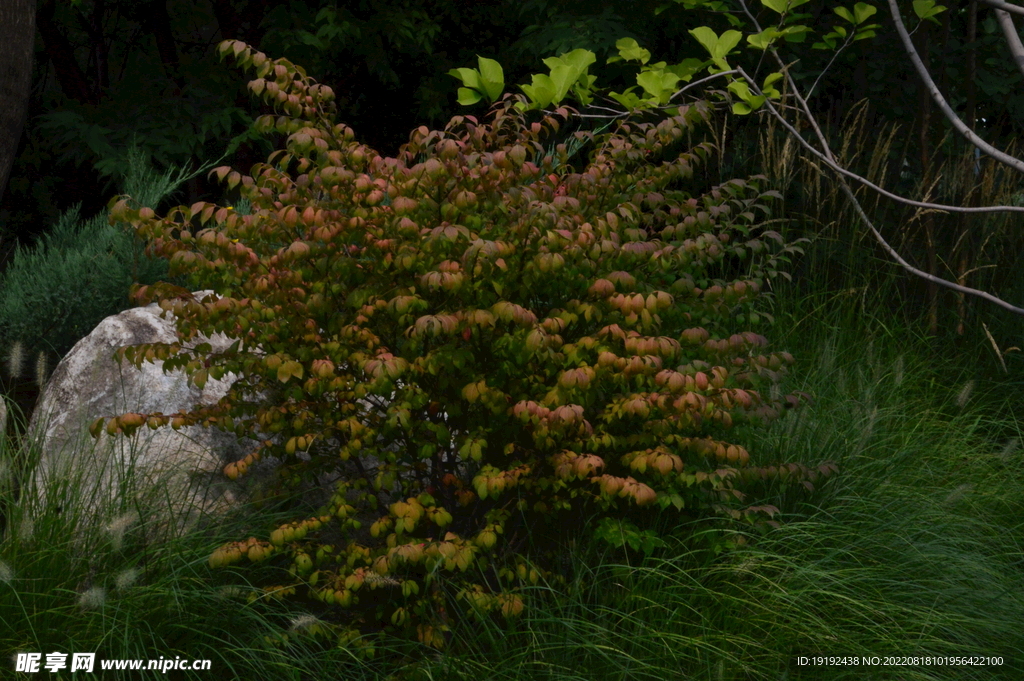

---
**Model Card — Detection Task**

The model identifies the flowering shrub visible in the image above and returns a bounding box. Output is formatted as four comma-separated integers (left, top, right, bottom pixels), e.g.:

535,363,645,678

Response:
96,40,834,651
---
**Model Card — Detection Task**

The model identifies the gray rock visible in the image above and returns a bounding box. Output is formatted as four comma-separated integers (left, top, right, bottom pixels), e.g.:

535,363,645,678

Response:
26,290,285,534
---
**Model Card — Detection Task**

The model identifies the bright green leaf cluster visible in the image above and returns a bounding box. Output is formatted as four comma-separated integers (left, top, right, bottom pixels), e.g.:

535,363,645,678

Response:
448,56,505,106
518,49,597,110
913,0,947,24
813,3,881,49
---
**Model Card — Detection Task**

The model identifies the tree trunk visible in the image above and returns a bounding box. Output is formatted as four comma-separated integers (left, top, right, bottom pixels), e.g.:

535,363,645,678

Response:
967,0,978,131
0,0,37,207
141,0,184,90
37,0,96,105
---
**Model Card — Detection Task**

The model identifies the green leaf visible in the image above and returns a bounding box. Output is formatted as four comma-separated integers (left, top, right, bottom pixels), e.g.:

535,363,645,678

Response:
448,67,483,91
853,2,878,24
448,59,505,105
689,27,743,70
727,79,753,99
477,57,505,101
748,25,810,49
614,37,651,64
637,69,682,105
834,6,855,23
666,58,706,82
724,12,744,27
783,25,811,42
760,0,812,13
456,87,483,106
747,28,782,50
572,73,598,105
608,87,645,110
728,80,766,113
297,32,324,49
912,0,946,23
277,360,303,383
541,49,598,103
520,74,558,109
834,3,877,24
763,71,784,98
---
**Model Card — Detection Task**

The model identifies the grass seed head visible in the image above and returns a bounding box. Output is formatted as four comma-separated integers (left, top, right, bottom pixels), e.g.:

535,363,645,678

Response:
78,586,107,610
955,380,974,408
115,568,140,590
104,512,138,550
34,350,49,390
6,341,24,380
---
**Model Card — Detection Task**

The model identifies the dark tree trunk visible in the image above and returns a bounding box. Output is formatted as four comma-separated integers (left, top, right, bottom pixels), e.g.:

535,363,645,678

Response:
141,0,184,90
212,0,271,45
37,0,97,105
0,0,37,207
966,0,978,131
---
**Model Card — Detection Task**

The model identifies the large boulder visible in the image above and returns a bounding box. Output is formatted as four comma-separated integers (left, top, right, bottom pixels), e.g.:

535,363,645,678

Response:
26,290,289,532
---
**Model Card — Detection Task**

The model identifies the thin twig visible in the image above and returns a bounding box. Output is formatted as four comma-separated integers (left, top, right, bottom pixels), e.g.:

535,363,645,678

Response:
982,322,1009,373
669,70,739,102
807,32,856,100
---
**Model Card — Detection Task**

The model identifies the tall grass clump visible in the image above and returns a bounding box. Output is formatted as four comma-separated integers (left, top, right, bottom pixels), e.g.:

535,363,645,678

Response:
0,393,414,680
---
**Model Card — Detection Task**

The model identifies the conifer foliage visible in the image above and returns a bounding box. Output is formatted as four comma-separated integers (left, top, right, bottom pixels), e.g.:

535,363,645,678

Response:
97,40,834,649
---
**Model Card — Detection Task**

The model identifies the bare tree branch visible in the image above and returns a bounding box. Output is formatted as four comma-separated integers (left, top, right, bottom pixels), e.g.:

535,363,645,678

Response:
734,66,1024,317
994,9,1024,79
726,0,1024,316
979,0,1024,17
887,0,1024,174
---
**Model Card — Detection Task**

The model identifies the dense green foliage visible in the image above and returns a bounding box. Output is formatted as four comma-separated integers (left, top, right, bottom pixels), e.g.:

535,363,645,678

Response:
90,41,832,647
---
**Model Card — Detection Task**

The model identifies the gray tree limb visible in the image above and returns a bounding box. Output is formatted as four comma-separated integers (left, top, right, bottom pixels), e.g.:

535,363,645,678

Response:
887,0,1024,174
979,0,1024,17
994,9,1024,79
